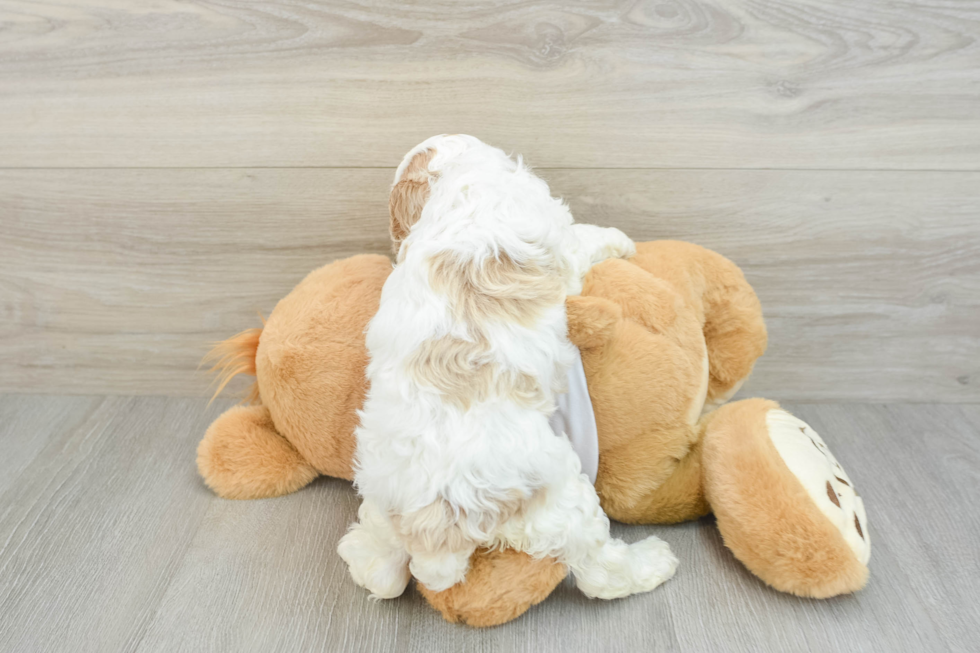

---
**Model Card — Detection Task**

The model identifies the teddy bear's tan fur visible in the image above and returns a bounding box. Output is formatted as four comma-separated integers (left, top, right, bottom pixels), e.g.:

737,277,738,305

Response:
198,241,868,626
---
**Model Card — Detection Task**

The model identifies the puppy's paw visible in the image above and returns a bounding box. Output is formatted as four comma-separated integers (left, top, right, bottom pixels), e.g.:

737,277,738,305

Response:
599,226,636,262
409,550,472,593
338,528,411,599
574,534,677,599
626,535,678,593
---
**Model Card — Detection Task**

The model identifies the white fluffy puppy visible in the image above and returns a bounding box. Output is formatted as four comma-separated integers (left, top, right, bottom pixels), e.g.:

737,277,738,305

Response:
338,135,678,600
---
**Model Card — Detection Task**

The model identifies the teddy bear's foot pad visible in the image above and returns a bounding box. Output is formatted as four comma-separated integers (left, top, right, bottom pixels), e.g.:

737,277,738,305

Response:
702,398,870,598
766,408,870,566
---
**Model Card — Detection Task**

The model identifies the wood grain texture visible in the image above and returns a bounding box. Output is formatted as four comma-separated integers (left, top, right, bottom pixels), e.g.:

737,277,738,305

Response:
1,0,979,169
0,396,219,652
2,168,977,401
0,396,978,652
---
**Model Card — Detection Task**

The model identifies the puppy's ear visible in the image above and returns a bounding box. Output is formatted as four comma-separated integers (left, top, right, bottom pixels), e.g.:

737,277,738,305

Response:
389,149,436,255
430,252,565,328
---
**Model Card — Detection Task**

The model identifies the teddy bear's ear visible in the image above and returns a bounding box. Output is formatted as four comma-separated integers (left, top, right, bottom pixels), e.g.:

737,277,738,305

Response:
389,148,437,255
565,295,622,349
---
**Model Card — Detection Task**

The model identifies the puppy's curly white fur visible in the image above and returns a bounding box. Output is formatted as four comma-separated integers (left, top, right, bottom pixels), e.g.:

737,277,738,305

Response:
338,135,677,599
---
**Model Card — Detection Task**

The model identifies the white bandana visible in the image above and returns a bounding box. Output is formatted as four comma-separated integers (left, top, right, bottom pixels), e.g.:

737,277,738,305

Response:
549,347,599,485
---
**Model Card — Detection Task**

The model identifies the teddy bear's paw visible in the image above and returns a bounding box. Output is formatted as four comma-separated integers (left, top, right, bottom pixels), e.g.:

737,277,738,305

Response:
337,528,411,599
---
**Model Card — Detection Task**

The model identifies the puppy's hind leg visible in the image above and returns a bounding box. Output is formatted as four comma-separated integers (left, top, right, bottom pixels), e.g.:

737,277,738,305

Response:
572,532,678,600
408,546,478,593
515,465,678,600
337,499,412,599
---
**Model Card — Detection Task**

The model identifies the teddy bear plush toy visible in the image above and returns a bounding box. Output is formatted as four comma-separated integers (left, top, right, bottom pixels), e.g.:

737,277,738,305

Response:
198,240,871,627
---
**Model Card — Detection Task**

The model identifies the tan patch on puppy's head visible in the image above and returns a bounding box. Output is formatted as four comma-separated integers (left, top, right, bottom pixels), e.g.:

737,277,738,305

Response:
390,149,437,254
428,252,565,328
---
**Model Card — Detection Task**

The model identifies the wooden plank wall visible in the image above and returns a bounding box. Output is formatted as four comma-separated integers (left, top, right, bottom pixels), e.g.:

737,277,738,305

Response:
1,0,978,402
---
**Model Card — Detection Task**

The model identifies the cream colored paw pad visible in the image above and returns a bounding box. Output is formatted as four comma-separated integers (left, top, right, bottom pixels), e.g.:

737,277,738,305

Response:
765,409,871,565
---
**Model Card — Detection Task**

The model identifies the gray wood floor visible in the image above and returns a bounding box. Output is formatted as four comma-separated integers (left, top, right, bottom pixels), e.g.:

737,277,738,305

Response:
1,395,977,653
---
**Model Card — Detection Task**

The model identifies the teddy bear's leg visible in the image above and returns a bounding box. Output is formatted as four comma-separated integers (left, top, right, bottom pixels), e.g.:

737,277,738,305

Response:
700,398,870,598
598,437,712,525
197,404,319,500
417,548,568,627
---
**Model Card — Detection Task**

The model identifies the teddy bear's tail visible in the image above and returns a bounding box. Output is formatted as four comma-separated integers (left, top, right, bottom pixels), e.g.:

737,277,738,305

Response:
198,323,321,500
203,327,263,405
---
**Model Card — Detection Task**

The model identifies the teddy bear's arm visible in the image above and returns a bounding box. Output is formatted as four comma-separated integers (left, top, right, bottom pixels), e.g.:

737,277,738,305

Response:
630,241,767,411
